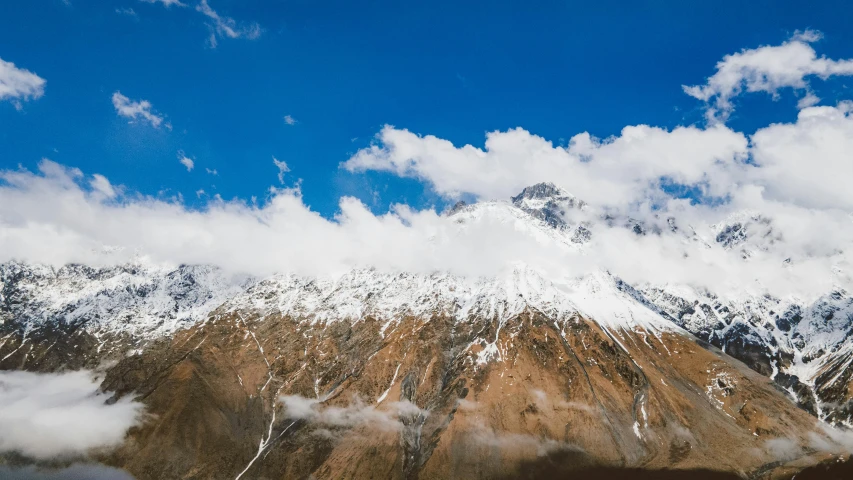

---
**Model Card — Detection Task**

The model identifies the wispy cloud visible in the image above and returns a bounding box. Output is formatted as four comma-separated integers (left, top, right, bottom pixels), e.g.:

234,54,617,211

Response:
279,395,426,433
116,7,139,18
196,0,262,48
283,114,297,125
0,370,143,460
0,57,46,109
139,0,185,7
273,157,289,183
111,92,166,128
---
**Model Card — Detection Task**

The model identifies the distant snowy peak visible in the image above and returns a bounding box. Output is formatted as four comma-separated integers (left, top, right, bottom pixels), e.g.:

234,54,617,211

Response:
510,182,587,231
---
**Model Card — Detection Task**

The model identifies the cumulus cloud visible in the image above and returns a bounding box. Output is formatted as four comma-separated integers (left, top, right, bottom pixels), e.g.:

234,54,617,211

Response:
0,57,46,107
196,0,262,48
111,92,165,128
0,370,144,460
283,115,297,126
343,124,748,207
279,395,425,433
684,30,853,122
178,151,195,172
749,101,853,210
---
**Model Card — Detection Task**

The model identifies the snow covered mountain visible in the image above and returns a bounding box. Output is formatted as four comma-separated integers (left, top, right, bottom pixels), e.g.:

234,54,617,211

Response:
1,182,852,479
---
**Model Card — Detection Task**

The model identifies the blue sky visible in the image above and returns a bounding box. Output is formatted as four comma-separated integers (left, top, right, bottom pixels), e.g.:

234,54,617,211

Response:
1,0,852,217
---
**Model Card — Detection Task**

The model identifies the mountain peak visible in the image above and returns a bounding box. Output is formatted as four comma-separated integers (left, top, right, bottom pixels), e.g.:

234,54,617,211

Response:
511,182,585,230
511,182,574,202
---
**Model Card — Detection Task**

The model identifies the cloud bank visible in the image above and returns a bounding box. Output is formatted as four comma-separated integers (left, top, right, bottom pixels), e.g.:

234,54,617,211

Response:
0,370,144,460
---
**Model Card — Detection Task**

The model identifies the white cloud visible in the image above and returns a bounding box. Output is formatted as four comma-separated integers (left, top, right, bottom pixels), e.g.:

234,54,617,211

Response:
279,395,426,433
178,152,194,172
463,423,573,457
111,92,165,128
343,124,748,207
196,0,262,48
206,168,218,175
284,115,297,125
89,174,117,199
763,438,802,461
116,7,138,17
0,370,143,460
684,30,853,122
273,157,289,183
0,57,46,107
749,101,853,210
139,0,185,7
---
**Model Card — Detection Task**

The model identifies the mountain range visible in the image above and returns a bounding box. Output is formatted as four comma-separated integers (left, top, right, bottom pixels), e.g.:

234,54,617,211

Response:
1,183,852,479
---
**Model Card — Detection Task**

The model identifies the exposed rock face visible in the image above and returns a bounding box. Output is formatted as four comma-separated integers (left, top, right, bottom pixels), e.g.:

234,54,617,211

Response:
511,182,586,229
637,277,853,427
1,183,853,479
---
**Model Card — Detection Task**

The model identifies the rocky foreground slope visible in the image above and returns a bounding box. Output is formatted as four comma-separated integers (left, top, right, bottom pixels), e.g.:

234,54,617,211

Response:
1,183,852,479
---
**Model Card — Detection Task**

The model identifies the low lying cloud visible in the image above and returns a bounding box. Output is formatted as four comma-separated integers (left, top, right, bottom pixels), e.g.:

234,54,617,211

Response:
0,147,850,299
0,370,144,460
808,423,853,453
529,389,595,414
464,422,576,457
0,464,136,480
279,395,425,433
763,438,803,462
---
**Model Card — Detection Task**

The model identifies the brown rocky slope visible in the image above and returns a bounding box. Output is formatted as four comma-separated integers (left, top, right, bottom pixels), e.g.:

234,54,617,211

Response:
4,305,837,479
